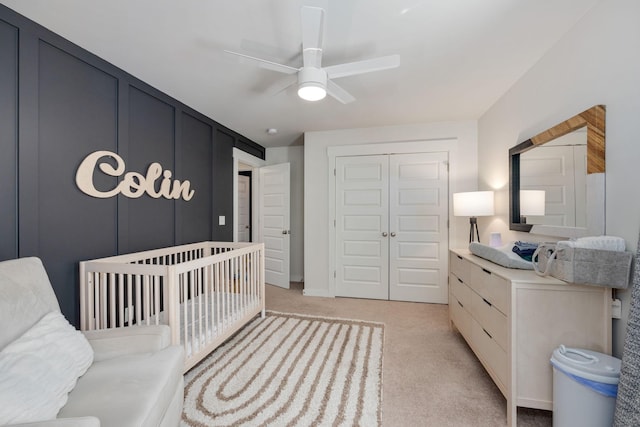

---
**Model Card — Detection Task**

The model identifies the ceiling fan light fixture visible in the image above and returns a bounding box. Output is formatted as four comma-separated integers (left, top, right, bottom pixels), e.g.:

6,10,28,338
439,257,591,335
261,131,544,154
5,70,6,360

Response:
297,67,327,101
298,82,326,101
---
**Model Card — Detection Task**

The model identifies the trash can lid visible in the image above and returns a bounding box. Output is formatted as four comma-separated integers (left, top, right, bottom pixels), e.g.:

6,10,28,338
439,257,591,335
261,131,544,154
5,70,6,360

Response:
550,345,621,384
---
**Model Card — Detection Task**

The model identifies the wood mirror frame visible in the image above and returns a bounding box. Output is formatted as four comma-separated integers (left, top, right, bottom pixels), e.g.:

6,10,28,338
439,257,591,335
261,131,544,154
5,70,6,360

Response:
509,105,606,234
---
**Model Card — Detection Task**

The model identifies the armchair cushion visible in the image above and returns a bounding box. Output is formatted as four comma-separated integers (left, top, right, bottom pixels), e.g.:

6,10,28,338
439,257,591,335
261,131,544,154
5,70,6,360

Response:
59,345,184,427
9,417,100,427
0,312,93,425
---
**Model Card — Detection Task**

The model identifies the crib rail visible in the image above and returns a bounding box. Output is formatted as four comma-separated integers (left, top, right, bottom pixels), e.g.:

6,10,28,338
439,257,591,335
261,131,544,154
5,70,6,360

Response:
79,241,265,371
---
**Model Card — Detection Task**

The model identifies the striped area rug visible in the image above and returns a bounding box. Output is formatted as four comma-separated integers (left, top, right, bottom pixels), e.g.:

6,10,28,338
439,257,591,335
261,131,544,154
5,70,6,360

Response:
181,311,384,427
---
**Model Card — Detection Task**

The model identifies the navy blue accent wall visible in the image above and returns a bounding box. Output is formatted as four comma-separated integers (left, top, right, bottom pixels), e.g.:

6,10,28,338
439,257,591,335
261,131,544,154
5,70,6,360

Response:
0,5,265,326
0,19,18,261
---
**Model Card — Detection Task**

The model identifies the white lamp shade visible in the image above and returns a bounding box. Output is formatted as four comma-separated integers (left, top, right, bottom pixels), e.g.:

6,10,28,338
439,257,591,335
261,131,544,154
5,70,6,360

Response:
520,190,546,216
298,83,326,101
453,191,495,217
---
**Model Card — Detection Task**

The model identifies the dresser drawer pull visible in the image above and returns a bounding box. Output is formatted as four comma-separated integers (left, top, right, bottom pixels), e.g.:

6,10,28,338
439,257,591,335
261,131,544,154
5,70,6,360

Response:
483,298,492,307
458,300,464,308
457,255,463,260
482,268,491,275
483,328,493,339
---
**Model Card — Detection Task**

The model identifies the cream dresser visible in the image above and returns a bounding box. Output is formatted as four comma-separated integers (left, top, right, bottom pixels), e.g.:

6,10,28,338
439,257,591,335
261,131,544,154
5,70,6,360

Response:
449,249,611,426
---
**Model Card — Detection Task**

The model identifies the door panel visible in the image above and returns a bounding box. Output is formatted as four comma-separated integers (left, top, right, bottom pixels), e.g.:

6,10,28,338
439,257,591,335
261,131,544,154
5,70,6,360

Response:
389,152,448,303
260,163,290,288
335,155,389,300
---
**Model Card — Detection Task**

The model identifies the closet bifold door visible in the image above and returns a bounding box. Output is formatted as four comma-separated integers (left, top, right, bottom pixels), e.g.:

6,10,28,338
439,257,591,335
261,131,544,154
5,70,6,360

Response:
334,152,449,303
335,155,389,300
388,152,449,303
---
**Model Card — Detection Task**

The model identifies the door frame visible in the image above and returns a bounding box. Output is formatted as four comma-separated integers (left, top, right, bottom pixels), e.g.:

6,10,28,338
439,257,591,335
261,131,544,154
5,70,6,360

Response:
232,148,265,243
327,139,459,298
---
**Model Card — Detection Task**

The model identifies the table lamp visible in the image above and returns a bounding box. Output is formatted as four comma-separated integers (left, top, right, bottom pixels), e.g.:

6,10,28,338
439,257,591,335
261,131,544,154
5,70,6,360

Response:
453,191,495,243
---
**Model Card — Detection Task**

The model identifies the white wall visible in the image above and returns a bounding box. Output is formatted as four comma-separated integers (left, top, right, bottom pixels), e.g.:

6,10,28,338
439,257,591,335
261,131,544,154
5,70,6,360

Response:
478,0,640,357
304,121,478,297
266,146,304,282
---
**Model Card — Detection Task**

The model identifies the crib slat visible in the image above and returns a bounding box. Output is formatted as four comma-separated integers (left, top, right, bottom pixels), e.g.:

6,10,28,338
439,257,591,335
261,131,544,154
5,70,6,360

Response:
135,275,142,325
108,273,115,328
197,268,203,352
181,273,188,354
99,272,107,329
190,269,196,354
154,275,160,325
215,262,221,334
118,274,124,327
204,265,210,343
143,275,150,325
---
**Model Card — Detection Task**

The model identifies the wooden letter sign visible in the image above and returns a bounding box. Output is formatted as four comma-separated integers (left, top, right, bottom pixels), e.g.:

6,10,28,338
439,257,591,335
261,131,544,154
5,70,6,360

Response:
76,150,195,201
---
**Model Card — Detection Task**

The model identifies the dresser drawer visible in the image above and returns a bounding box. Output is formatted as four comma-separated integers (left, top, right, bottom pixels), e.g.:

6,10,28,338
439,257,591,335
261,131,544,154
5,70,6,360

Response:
450,292,472,339
450,273,472,309
481,269,510,315
450,252,470,283
472,317,508,390
471,291,508,351
468,263,509,315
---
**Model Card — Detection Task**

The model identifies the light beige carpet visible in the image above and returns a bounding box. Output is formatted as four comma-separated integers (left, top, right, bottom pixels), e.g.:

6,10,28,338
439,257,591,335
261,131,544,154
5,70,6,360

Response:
266,283,552,427
181,311,384,427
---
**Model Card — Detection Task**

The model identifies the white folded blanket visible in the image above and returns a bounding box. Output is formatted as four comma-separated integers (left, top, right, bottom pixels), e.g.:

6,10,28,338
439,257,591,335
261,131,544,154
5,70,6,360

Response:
557,236,626,252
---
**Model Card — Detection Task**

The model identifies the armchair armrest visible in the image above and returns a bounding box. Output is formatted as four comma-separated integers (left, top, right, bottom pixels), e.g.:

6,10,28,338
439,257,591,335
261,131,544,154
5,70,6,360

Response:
9,417,100,427
83,325,172,361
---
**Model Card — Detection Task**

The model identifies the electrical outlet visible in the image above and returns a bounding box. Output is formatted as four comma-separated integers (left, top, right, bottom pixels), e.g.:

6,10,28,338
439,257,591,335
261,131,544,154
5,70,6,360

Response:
612,299,622,319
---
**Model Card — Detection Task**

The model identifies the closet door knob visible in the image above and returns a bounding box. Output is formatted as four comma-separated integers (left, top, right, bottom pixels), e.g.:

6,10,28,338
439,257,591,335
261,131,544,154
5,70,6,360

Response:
382,232,388,237
390,232,396,237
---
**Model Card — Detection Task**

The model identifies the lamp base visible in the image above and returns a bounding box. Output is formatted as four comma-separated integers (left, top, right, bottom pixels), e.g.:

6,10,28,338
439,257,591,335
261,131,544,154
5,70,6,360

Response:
469,217,480,243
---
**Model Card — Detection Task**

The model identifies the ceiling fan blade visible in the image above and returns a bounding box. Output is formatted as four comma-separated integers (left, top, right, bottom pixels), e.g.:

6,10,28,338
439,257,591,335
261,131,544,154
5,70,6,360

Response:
327,80,355,104
301,6,324,68
325,54,400,80
224,50,298,75
265,74,298,96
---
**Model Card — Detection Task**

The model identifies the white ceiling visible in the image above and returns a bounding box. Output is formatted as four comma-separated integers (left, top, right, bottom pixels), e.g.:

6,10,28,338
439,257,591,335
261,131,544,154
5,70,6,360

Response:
1,0,599,148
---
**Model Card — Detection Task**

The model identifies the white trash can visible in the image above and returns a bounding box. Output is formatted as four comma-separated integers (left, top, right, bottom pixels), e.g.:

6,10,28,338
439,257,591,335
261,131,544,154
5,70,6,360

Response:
550,345,621,427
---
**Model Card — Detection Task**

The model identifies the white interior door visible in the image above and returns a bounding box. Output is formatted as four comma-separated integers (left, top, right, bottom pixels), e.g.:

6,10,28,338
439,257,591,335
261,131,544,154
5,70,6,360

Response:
335,155,389,300
389,152,449,303
335,152,449,303
238,174,251,242
260,163,290,288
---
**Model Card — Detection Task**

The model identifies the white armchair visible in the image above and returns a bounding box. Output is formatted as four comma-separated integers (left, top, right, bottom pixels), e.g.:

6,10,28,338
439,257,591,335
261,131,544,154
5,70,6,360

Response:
0,257,184,427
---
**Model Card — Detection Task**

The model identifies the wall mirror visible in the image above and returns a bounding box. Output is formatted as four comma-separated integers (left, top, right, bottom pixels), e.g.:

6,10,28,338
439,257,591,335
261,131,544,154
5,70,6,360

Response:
509,105,605,237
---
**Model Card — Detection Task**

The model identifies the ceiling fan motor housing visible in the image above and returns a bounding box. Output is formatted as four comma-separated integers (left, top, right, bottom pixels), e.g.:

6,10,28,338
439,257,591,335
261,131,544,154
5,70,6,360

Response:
297,67,328,101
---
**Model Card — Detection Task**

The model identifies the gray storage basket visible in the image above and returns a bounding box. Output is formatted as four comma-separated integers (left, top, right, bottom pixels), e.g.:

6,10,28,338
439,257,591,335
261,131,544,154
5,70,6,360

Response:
533,243,633,289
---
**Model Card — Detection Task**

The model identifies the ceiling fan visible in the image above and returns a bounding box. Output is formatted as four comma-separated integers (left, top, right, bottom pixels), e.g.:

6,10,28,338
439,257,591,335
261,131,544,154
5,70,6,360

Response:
224,6,400,104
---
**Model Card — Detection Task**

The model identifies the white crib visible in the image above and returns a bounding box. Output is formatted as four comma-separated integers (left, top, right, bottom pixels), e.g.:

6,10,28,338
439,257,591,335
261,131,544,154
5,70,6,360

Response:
79,241,265,372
